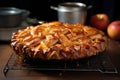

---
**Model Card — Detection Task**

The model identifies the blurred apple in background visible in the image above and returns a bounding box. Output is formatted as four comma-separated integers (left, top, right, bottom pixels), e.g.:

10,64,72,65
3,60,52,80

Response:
107,21,120,40
90,13,109,31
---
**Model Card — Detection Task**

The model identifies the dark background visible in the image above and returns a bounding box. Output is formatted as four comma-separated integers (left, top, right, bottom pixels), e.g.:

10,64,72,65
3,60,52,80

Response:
0,0,120,24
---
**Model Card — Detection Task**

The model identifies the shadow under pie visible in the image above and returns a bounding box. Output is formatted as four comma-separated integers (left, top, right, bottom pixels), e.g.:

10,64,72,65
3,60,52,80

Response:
15,52,103,70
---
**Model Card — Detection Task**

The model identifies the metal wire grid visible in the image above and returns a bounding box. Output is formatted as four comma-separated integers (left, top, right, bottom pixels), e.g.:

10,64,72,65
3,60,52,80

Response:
3,51,118,76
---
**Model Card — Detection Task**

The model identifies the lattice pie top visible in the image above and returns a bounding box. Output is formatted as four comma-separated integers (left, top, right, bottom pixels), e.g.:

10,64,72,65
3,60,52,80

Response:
11,21,107,60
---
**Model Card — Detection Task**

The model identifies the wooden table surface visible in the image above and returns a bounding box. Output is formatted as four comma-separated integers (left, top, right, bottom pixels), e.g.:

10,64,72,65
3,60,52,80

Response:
0,39,120,80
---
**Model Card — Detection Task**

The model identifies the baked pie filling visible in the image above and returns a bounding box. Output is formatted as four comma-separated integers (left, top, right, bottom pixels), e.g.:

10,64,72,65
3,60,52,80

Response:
11,21,108,60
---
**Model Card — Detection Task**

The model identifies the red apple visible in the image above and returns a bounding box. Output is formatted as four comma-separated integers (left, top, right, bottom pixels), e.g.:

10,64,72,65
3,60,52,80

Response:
107,21,120,40
90,13,109,31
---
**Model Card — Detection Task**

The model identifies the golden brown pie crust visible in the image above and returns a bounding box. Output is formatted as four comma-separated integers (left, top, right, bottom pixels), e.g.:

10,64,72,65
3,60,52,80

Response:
11,21,108,60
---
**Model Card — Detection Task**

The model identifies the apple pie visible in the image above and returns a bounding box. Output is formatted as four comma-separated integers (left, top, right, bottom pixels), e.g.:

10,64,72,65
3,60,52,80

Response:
11,21,108,60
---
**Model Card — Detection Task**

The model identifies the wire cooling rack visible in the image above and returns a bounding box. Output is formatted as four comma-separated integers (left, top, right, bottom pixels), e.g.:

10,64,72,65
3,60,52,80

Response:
3,51,118,76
